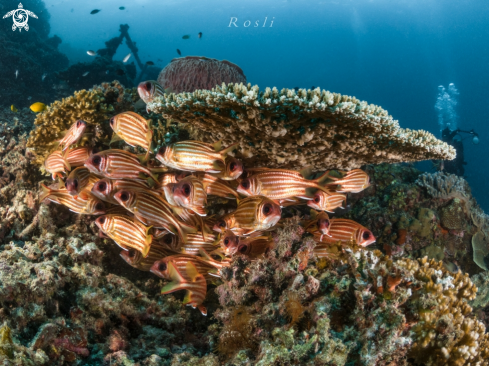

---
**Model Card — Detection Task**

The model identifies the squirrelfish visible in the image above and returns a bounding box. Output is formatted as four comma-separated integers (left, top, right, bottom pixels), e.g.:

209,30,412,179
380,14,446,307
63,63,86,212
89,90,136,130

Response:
44,150,71,179
210,157,244,180
150,253,222,284
180,232,218,256
237,167,330,201
313,218,375,247
84,149,158,182
58,120,87,151
303,210,331,240
171,175,208,216
156,140,237,173
91,178,149,205
326,169,370,193
219,230,273,258
109,111,153,159
29,102,46,113
195,173,239,199
156,260,208,315
65,167,99,198
95,214,152,257
66,147,92,167
214,196,281,236
137,80,166,104
120,238,178,271
307,190,347,213
113,189,196,242
40,184,105,215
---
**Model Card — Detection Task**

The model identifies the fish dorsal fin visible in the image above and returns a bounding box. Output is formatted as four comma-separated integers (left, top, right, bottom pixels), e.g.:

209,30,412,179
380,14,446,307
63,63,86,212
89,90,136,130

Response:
220,142,239,156
185,261,199,282
212,140,223,152
299,166,314,179
198,248,212,261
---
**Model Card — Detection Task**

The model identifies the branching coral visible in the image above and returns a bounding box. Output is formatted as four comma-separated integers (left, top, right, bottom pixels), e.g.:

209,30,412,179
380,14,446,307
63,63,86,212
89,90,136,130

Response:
148,83,455,170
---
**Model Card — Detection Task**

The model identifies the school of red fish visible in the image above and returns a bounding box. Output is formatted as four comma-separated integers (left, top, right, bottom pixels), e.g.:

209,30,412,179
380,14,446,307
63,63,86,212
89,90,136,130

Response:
40,107,375,316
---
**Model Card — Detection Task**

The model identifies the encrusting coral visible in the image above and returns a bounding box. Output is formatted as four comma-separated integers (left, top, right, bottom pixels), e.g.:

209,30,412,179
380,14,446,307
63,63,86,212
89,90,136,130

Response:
147,83,455,170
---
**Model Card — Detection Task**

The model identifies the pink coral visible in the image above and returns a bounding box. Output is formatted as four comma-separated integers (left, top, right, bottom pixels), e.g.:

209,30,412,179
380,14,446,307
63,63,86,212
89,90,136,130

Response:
157,56,247,93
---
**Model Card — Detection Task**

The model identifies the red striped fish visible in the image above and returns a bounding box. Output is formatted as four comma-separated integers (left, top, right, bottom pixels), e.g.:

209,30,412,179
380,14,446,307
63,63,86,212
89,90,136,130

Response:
40,184,105,215
326,169,370,193
150,254,222,284
94,214,152,257
113,189,197,242
313,218,375,247
303,210,331,240
213,196,281,236
219,230,272,257
210,157,244,180
237,168,331,201
307,190,347,213
120,239,178,271
171,176,208,216
91,178,149,205
58,120,87,151
109,111,153,159
156,260,208,316
156,140,237,173
84,149,158,182
137,80,166,104
65,167,92,198
180,233,218,256
44,150,70,179
194,173,239,199
66,147,92,167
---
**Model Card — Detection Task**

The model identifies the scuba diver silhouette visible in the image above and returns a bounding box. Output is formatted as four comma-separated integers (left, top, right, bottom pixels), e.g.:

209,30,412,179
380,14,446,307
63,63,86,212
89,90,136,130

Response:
441,127,479,176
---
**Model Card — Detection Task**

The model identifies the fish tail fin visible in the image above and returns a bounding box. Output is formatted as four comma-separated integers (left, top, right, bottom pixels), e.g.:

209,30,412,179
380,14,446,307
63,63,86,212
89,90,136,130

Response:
219,142,239,156
39,184,51,202
315,171,334,186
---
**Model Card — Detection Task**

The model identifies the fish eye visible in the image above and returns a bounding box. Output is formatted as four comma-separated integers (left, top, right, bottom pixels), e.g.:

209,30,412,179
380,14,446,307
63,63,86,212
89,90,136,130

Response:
164,235,173,245
224,238,230,246
128,249,136,258
158,146,167,155
263,203,272,216
158,262,167,271
182,184,191,196
97,216,106,225
96,181,107,191
145,81,152,91
229,162,237,171
241,179,250,190
95,202,104,211
314,196,320,203
319,219,329,227
218,220,226,228
110,117,115,126
119,191,130,202
362,231,371,240
92,155,101,166
73,179,78,189
238,244,248,253
76,120,84,128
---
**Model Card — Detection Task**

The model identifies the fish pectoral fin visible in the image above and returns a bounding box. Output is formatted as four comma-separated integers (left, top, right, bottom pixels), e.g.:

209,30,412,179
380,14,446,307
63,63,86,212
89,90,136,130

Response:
109,133,123,145
166,261,187,286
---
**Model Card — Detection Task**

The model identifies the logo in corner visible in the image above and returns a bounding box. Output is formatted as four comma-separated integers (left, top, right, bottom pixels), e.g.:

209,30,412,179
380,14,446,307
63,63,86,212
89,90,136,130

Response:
3,3,37,32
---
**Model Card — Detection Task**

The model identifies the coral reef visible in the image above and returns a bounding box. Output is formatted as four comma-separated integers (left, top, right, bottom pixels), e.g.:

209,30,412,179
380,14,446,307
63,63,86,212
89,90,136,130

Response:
0,0,69,108
148,83,455,170
27,81,139,167
157,57,247,94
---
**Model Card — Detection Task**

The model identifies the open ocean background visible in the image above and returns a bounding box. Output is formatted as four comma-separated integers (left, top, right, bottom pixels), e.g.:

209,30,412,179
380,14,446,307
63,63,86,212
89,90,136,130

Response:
29,0,489,210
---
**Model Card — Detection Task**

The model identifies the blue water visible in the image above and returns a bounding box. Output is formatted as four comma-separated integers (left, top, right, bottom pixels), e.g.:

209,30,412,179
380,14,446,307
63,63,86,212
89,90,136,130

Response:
37,0,489,210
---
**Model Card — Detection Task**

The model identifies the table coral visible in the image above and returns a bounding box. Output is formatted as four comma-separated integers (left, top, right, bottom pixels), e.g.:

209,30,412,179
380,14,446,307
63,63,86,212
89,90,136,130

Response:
147,83,455,170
